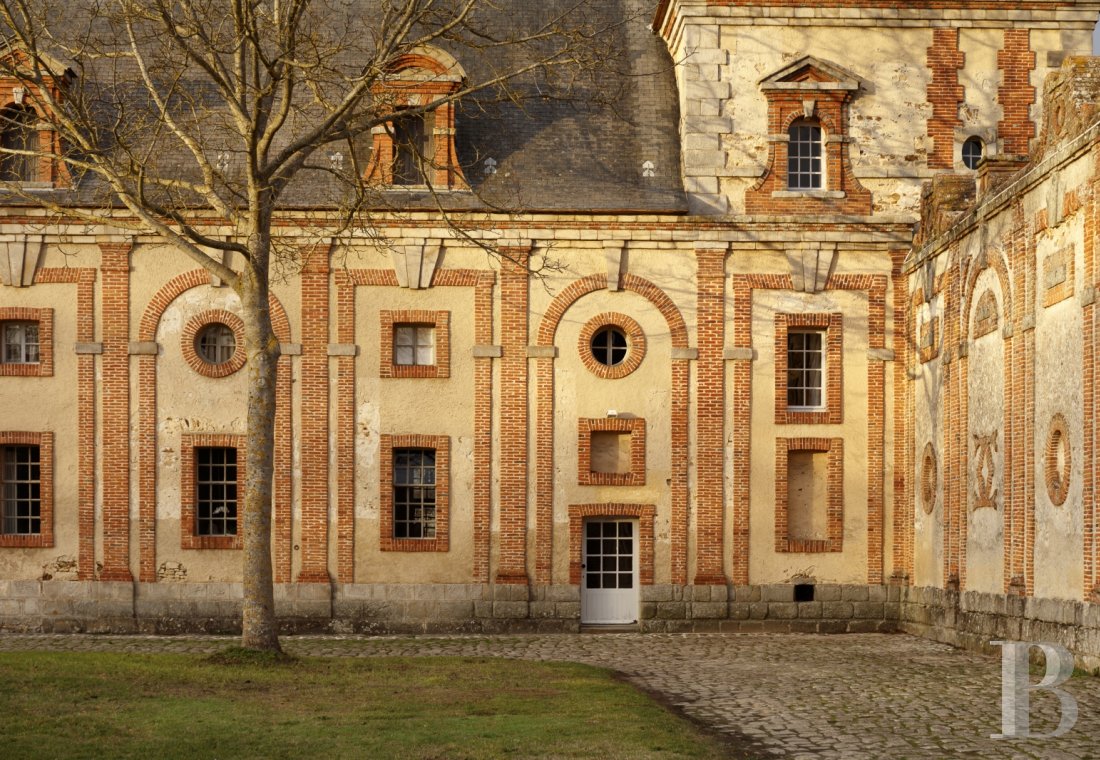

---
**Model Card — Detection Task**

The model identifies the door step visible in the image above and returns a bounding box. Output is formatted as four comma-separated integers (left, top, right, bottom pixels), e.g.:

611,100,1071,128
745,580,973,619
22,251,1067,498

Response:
580,623,640,634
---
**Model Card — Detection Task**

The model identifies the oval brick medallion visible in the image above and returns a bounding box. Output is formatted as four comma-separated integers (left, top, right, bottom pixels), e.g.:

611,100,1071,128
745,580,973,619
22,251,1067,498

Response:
1044,414,1071,507
920,442,937,515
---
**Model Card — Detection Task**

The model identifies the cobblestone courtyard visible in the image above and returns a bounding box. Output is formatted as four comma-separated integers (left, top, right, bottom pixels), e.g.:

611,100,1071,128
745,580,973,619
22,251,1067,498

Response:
1,632,1097,758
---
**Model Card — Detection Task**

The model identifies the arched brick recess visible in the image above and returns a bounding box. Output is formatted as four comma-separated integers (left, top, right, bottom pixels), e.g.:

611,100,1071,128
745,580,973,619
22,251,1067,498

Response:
961,249,1013,339
534,274,689,586
136,271,293,583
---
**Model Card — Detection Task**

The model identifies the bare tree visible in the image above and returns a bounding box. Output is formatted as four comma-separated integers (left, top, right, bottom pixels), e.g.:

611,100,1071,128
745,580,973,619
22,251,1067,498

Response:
0,0,624,651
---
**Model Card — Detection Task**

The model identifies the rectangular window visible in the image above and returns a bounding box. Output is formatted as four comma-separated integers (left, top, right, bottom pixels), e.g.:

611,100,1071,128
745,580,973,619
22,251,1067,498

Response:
787,330,824,409
392,112,431,186
195,446,238,537
392,448,436,539
393,324,435,366
2,321,39,364
788,123,822,190
1,444,41,535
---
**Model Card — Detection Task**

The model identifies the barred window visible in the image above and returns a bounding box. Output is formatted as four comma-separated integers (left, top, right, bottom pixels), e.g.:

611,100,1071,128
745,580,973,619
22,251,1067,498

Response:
1,445,40,535
195,446,238,536
787,330,825,409
393,324,435,366
393,448,436,539
788,120,823,190
2,321,39,364
196,323,236,365
590,326,628,367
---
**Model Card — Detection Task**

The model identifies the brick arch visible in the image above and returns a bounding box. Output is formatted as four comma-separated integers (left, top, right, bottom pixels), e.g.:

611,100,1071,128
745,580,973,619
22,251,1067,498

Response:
533,272,690,588
138,269,292,343
536,273,688,349
136,268,293,585
780,109,838,135
961,248,1013,339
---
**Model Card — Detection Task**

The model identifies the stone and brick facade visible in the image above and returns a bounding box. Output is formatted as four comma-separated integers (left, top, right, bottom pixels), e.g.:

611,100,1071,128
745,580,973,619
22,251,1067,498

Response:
2,1,1100,668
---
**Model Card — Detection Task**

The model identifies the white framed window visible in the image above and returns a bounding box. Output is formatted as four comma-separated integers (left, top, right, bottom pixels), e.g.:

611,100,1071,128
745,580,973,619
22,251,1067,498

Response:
1,444,41,536
2,321,39,364
788,120,823,190
392,447,437,539
787,330,825,409
393,324,435,366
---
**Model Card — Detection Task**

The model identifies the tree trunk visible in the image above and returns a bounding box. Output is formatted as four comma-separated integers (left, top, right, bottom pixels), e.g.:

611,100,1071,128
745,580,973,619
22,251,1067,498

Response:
238,274,282,652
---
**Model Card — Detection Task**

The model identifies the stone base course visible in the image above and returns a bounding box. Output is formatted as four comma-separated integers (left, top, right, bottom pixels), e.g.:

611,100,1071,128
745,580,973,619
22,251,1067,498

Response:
4,579,1100,669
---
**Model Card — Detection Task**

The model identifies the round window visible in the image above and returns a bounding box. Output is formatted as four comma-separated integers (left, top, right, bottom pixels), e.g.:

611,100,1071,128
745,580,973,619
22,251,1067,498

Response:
196,323,236,365
590,325,628,367
962,137,984,170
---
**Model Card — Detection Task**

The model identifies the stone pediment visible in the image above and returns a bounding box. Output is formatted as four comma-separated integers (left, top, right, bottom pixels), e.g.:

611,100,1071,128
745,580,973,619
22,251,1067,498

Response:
759,56,860,91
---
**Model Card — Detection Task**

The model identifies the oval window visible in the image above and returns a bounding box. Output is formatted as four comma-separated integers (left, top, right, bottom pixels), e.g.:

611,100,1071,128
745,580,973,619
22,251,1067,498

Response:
962,137,984,170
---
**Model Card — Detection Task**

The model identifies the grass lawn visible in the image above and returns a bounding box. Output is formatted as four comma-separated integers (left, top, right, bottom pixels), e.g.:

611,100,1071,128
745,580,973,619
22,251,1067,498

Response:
0,650,731,759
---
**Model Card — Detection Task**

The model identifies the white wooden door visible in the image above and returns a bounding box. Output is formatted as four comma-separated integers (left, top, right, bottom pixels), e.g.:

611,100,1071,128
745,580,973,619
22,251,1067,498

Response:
581,519,639,625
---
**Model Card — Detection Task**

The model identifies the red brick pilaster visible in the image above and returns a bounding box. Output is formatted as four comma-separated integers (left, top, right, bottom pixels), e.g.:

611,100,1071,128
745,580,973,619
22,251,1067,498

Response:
473,272,495,583
890,252,912,583
497,247,531,585
335,272,356,583
298,245,331,583
867,278,887,584
997,30,1037,157
942,257,961,587
927,29,965,170
695,247,727,585
1086,178,1098,600
99,242,133,582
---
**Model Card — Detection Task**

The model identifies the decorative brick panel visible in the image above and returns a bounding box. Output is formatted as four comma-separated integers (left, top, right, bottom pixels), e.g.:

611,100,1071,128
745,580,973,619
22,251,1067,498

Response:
926,29,965,170
180,309,246,378
577,312,646,379
972,289,999,337
567,503,655,586
997,29,1037,156
774,437,843,554
0,307,52,376
920,443,938,516
0,431,53,548
378,309,450,378
378,434,450,553
1041,245,1075,308
773,312,843,425
577,417,646,487
180,433,245,550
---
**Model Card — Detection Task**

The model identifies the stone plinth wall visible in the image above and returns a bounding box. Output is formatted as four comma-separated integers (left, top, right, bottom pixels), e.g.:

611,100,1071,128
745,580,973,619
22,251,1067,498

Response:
900,586,1100,673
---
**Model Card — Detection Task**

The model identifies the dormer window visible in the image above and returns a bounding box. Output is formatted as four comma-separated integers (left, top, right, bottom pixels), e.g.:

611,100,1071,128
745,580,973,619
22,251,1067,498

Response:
0,104,37,182
391,110,432,186
747,56,871,215
787,120,823,190
364,46,468,191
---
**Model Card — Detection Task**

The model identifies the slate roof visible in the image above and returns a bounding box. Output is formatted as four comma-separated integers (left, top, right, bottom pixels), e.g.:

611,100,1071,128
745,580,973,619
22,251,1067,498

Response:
1,0,686,214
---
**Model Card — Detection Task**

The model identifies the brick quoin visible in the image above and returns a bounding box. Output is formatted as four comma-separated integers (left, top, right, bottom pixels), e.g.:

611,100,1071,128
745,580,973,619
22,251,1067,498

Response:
98,241,133,582
298,244,332,583
998,29,1037,156
927,28,965,170
695,247,727,585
